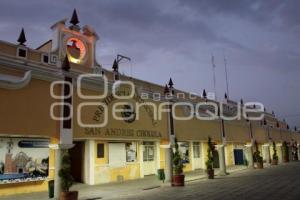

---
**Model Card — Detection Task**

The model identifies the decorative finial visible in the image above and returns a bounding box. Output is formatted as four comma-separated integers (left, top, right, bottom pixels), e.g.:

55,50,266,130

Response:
287,124,290,130
240,98,244,105
17,28,27,45
202,89,207,99
112,59,118,72
224,93,228,99
272,110,275,115
70,9,80,26
164,84,169,95
295,126,297,132
168,78,174,88
62,56,71,71
276,121,280,128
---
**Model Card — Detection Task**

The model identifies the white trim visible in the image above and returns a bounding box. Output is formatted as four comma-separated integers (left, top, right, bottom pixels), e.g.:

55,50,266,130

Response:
0,70,31,89
84,140,95,185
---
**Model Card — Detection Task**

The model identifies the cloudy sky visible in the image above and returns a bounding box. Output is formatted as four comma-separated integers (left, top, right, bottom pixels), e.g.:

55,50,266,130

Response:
0,0,299,127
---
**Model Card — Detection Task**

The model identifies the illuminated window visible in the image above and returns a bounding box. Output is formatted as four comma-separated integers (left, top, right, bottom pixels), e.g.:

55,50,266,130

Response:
126,142,137,162
143,142,155,161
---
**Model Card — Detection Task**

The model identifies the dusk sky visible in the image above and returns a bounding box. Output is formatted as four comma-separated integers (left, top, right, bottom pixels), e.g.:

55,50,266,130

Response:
0,0,299,127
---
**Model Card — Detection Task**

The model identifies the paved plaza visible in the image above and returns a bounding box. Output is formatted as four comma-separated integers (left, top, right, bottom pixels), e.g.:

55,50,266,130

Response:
1,163,300,200
109,162,300,200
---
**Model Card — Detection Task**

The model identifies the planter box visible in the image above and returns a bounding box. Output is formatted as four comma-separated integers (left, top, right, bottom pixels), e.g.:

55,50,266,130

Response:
60,191,78,200
206,169,214,179
271,159,278,165
172,174,185,187
254,162,263,169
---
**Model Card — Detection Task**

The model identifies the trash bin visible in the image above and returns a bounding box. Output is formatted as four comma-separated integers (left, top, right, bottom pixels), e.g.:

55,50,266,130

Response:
157,169,165,181
48,180,54,198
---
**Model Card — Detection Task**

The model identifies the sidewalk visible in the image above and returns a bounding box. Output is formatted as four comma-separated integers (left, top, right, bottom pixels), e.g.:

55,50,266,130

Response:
0,165,248,200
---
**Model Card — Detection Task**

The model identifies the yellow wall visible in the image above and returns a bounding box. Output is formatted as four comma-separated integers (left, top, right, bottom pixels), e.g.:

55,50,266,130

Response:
0,181,48,197
225,144,234,166
225,120,251,143
159,147,165,169
94,140,141,184
0,68,59,139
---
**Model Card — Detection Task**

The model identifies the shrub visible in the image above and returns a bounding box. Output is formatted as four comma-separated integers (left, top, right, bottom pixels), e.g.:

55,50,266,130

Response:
272,142,278,160
205,137,214,170
59,150,74,192
253,141,263,163
173,138,184,175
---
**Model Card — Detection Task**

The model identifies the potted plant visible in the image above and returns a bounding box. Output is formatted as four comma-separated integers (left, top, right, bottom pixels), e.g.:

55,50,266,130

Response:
291,142,298,161
253,141,263,169
282,141,289,162
271,142,278,165
205,137,215,179
172,138,185,186
59,150,78,200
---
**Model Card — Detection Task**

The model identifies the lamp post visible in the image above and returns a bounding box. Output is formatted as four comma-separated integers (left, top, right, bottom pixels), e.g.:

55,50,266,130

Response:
216,101,227,176
112,54,131,81
163,78,175,184
246,113,254,168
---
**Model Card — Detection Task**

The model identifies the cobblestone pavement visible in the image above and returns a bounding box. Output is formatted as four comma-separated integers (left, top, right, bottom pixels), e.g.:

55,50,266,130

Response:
108,162,300,200
1,163,298,200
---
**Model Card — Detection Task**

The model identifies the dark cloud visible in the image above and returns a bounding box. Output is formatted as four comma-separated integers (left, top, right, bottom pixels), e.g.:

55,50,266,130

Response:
0,0,299,127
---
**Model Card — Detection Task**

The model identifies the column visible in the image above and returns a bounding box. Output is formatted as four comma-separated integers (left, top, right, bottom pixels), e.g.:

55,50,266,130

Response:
216,144,227,176
164,147,173,182
245,144,254,168
84,140,95,185
190,141,195,171
277,144,283,164
53,146,62,199
139,142,144,178
297,144,300,160
263,144,270,164
155,141,161,174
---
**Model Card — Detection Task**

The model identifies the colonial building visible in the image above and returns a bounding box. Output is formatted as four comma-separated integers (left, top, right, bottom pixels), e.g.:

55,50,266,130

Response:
0,10,299,197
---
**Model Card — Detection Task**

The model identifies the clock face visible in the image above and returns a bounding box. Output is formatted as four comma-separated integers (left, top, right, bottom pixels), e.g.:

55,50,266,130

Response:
66,37,87,64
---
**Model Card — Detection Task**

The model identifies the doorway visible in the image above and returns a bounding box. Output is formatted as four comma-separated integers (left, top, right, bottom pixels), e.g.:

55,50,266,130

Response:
193,142,202,169
213,150,219,168
143,142,156,175
234,149,244,165
69,141,85,183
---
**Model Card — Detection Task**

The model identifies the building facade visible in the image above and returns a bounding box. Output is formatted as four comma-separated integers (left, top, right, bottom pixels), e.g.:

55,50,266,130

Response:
0,11,299,197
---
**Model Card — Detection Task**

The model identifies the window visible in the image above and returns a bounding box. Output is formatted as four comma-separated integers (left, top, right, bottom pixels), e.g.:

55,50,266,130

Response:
50,54,58,64
143,142,155,161
126,142,137,162
108,143,126,167
193,142,201,158
178,142,190,163
42,54,49,63
97,143,104,158
17,47,27,58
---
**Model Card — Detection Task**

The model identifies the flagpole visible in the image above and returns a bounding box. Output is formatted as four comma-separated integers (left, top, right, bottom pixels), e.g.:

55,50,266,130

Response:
223,51,230,98
211,53,217,100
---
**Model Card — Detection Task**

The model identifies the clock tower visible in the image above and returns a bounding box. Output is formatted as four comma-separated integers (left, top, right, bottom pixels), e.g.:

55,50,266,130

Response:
50,9,100,69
